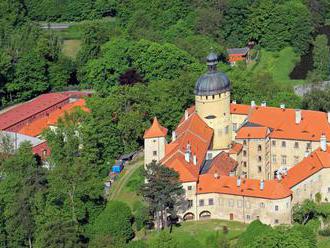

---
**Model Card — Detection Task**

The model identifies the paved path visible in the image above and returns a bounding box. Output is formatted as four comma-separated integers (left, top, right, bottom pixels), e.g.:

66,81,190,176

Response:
108,152,143,201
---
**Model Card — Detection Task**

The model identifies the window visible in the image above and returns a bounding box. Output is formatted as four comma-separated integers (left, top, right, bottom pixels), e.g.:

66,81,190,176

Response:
207,153,213,160
225,126,229,134
304,184,306,191
153,151,157,156
294,142,299,149
237,200,242,208
286,202,289,208
307,142,312,149
272,155,277,163
208,198,214,205
212,95,215,100
243,161,247,167
281,141,286,147
281,155,287,165
275,205,279,211
328,187,330,193
243,150,247,157
272,140,276,146
258,145,262,151
258,166,262,173
256,216,260,220
188,200,193,208
294,156,299,164
260,202,265,208
233,123,238,131
258,156,262,162
199,199,204,206
153,139,157,143
243,140,247,145
228,200,234,207
187,186,192,191
274,219,279,224
246,215,251,220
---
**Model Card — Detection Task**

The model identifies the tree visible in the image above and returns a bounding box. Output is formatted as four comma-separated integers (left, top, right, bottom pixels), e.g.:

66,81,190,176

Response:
312,35,329,80
91,201,134,242
149,231,179,248
0,142,48,247
292,199,318,225
237,220,272,247
301,88,330,112
140,162,185,230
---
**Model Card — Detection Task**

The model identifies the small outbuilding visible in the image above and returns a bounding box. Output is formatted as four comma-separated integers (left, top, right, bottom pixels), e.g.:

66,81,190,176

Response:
226,47,250,66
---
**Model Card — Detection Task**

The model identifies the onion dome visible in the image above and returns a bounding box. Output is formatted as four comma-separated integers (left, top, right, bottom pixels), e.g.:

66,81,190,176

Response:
194,53,230,96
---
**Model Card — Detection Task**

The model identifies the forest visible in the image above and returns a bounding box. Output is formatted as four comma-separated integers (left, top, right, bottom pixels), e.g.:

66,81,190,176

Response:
0,0,330,247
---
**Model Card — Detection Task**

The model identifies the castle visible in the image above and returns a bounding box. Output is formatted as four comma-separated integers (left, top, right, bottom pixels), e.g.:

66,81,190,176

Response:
144,53,330,225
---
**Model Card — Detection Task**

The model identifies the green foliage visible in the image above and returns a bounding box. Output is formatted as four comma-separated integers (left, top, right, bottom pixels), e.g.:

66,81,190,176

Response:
292,199,318,225
91,201,134,242
237,220,272,247
140,162,185,229
302,88,330,112
311,35,330,80
148,231,180,248
238,221,316,248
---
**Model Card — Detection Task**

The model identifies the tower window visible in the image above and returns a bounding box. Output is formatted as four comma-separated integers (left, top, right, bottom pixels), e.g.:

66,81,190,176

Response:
258,145,262,151
206,96,208,100
258,156,262,162
153,151,157,156
212,95,215,99
281,141,286,147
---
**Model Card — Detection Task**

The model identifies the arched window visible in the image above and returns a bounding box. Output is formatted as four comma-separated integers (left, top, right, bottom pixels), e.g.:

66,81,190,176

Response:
183,212,195,221
199,211,211,219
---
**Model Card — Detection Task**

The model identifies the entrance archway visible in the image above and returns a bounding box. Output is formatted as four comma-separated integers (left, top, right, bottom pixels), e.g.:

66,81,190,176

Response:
199,211,211,220
183,212,195,221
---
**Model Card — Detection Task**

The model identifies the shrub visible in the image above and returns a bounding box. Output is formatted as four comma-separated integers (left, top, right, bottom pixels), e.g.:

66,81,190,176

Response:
92,200,134,242
319,227,330,237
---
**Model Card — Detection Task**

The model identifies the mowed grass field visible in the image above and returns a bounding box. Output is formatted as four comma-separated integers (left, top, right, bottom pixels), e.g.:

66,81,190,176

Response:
248,47,304,86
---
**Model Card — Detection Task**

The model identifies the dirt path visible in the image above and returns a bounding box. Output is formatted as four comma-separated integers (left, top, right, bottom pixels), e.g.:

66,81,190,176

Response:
108,152,143,201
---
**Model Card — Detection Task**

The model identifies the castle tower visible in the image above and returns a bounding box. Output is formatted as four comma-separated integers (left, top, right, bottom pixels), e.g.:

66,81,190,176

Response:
194,53,232,150
143,117,168,168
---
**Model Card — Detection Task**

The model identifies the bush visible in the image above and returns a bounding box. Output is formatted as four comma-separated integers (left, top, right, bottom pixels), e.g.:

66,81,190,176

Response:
92,201,134,242
319,227,330,237
134,203,149,231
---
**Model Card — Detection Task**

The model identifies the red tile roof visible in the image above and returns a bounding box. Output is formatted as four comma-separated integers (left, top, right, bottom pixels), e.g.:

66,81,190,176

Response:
236,126,269,139
18,99,88,137
0,93,69,130
143,117,168,139
204,152,237,176
231,104,330,141
282,147,330,188
161,111,213,182
229,143,243,154
197,174,292,199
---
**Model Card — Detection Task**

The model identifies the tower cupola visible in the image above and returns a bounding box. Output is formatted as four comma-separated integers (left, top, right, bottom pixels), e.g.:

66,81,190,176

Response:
194,53,230,96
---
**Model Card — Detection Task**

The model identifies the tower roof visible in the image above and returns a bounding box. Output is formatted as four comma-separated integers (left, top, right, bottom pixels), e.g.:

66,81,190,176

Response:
144,117,168,139
194,53,230,96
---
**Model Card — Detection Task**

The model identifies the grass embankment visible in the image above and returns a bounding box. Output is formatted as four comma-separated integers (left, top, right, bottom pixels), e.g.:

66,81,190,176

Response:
248,47,304,86
108,156,145,209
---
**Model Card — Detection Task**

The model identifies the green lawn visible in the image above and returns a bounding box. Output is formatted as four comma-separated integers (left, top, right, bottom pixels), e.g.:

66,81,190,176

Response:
141,219,247,247
249,47,304,86
109,157,145,210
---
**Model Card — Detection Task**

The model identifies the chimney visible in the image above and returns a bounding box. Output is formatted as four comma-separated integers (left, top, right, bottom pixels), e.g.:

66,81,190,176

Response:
260,180,264,190
185,110,189,120
185,143,191,162
251,100,256,108
237,177,241,187
327,112,330,124
172,131,176,141
232,100,237,104
193,154,197,165
276,173,282,181
295,109,302,124
304,150,310,158
320,133,327,152
280,103,285,109
261,101,266,107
